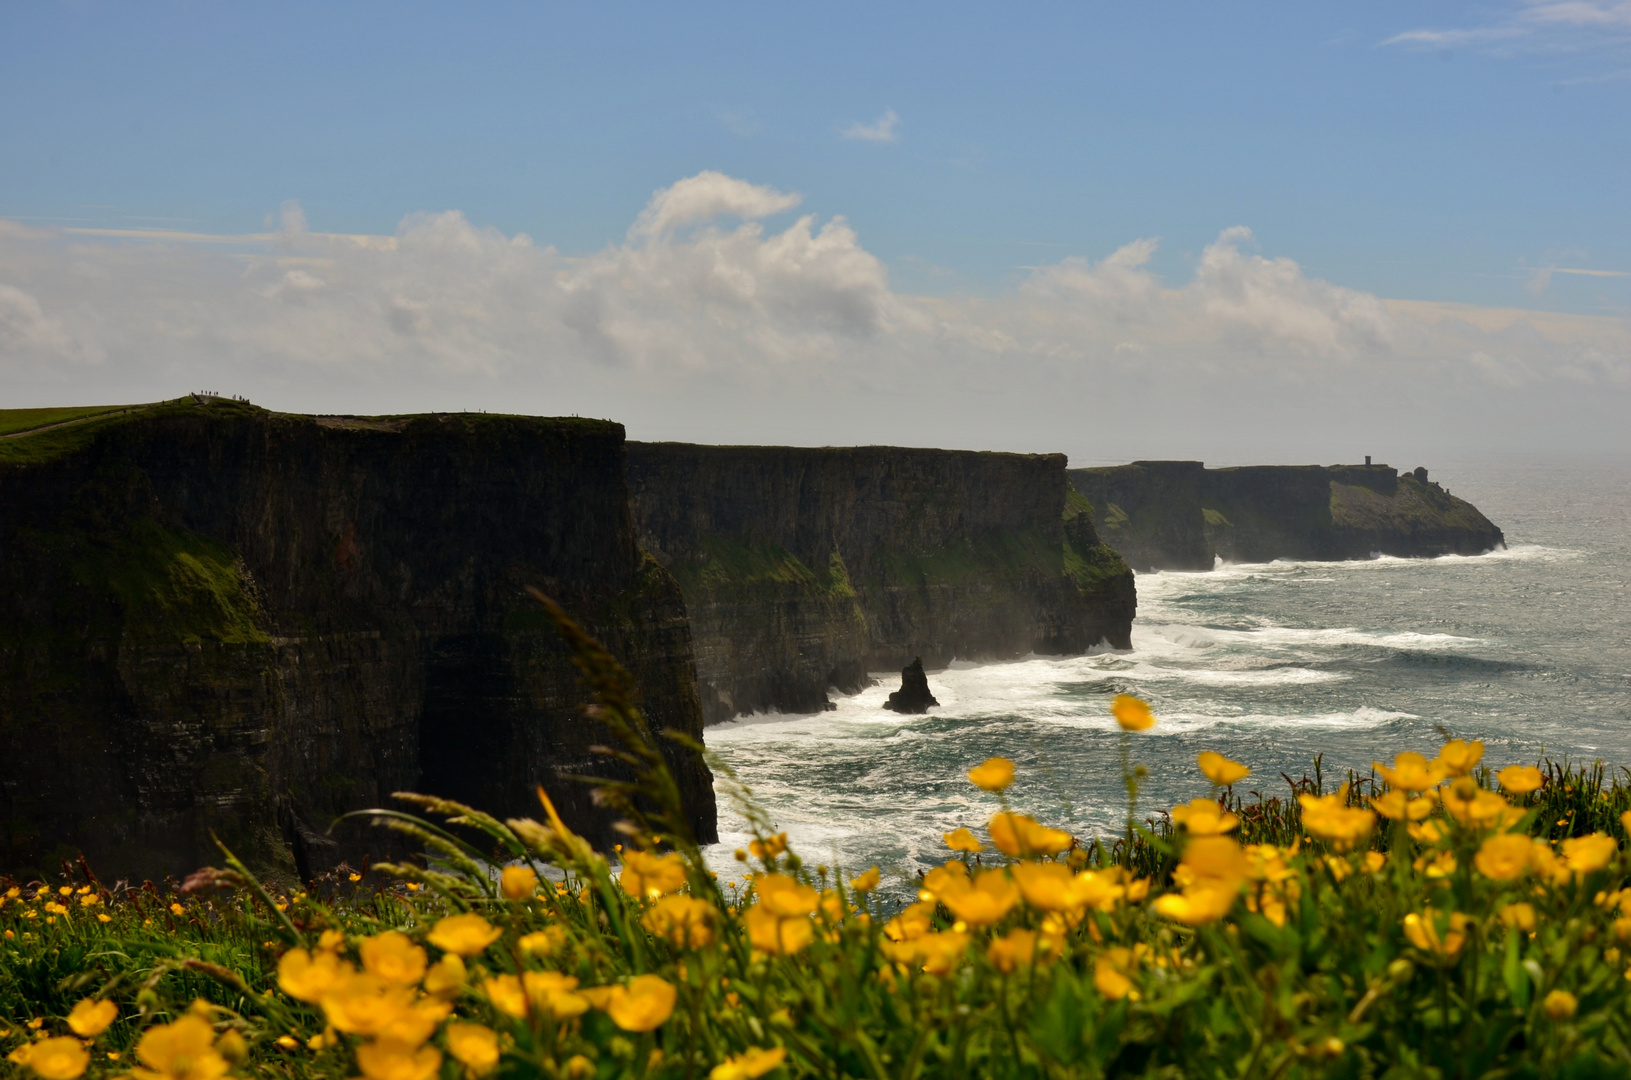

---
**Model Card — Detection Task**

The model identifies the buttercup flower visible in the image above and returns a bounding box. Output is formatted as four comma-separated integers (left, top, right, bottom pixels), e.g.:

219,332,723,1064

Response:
1197,751,1250,786
585,975,676,1032
849,866,881,893
1562,833,1617,875
355,1040,441,1080
360,931,428,985
1498,765,1544,795
1170,797,1240,835
1499,902,1536,932
131,1015,228,1080
1370,789,1432,822
967,757,1015,792
988,812,1072,857
1475,833,1533,881
278,948,354,1003
619,851,687,899
1402,910,1469,959
936,870,1020,927
987,928,1052,973
321,974,418,1036
1093,947,1143,1001
748,833,788,859
709,1047,786,1080
1111,694,1155,731
1543,989,1578,1020
1375,752,1444,792
66,998,117,1038
499,866,538,900
642,895,716,949
1433,739,1484,776
1155,836,1249,925
427,914,502,957
444,1024,499,1077
1298,788,1376,851
422,954,466,998
943,828,984,853
25,1039,89,1080
1010,861,1081,912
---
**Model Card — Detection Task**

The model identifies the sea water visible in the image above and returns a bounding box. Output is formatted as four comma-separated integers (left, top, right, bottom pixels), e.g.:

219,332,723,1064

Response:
699,461,1631,889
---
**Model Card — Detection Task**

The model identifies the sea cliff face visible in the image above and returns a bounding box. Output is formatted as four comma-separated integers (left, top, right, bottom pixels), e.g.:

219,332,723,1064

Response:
1069,461,1505,571
0,399,715,883
627,444,1136,723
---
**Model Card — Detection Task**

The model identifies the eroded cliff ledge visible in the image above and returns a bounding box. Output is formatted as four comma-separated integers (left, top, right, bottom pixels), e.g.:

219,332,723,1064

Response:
0,399,716,882
627,444,1136,723
1068,460,1505,572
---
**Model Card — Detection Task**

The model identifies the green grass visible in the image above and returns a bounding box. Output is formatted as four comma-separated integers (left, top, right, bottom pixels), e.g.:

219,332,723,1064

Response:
0,406,142,438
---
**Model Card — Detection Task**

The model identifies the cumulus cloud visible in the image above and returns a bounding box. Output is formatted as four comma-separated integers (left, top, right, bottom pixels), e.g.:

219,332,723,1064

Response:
0,170,1626,457
842,109,900,143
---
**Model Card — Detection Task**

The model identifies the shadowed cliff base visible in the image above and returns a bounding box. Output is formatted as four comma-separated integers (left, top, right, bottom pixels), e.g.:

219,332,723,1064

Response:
0,398,716,884
626,443,1136,724
1069,460,1505,572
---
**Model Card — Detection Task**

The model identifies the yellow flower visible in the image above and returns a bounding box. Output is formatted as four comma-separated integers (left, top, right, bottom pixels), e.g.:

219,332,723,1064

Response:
586,975,676,1032
1476,834,1533,881
1623,810,1631,837
1529,841,1572,887
967,757,1015,792
170,903,185,916
320,974,418,1037
25,1038,89,1080
709,1046,786,1080
563,1056,595,1080
943,828,984,853
987,928,1056,973
936,870,1020,927
66,998,117,1038
1170,797,1240,835
1432,739,1484,777
360,931,428,985
1442,782,1518,830
620,851,688,899
482,973,589,1020
131,1015,228,1080
1498,765,1544,795
421,954,466,998
1297,788,1375,851
1499,902,1536,932
277,948,355,1003
988,812,1073,857
1155,836,1250,925
1375,752,1444,792
78,894,100,907
317,929,346,951
1364,851,1386,873
1402,910,1469,959
849,866,881,893
1418,850,1457,879
1197,751,1250,786
1093,947,1142,1001
748,833,788,859
1543,989,1578,1020
883,901,935,943
444,1024,499,1076
499,866,538,901
427,914,502,957
1370,789,1432,821
642,895,716,949
1111,694,1155,731
1562,833,1617,875
1010,862,1081,912
355,1040,441,1080
744,905,814,956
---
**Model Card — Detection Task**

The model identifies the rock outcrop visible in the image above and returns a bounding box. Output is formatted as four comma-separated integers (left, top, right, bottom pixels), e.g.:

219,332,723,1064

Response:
0,399,716,883
1069,461,1505,571
627,444,1136,723
883,658,939,714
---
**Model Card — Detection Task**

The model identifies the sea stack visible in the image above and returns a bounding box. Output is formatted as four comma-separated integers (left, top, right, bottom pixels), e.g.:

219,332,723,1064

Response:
884,658,939,714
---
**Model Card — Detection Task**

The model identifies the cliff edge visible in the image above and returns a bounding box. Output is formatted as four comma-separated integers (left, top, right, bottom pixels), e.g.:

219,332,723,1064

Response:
1069,461,1504,571
0,398,716,882
627,444,1135,723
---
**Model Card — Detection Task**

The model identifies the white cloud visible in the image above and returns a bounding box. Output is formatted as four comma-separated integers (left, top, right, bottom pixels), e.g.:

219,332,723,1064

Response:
0,171,1626,457
630,172,802,238
1382,0,1631,57
841,109,900,144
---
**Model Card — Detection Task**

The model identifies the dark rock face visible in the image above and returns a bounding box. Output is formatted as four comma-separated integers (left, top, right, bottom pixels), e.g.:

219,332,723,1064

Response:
1069,461,1505,571
0,400,716,882
883,658,939,714
626,444,1136,723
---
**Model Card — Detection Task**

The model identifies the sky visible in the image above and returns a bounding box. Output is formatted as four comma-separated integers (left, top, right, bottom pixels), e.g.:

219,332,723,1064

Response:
2,1,1628,464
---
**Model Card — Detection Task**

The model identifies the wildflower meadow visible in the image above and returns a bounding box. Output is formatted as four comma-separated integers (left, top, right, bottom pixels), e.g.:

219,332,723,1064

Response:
6,594,1631,1079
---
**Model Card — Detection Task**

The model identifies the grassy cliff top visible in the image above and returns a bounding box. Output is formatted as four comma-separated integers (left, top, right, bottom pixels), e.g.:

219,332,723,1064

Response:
0,398,621,466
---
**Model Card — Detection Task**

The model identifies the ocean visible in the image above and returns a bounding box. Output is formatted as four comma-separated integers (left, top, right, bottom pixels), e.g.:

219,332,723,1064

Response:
698,460,1631,889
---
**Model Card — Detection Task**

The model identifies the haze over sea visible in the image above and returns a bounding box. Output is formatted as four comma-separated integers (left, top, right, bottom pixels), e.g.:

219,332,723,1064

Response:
702,460,1631,888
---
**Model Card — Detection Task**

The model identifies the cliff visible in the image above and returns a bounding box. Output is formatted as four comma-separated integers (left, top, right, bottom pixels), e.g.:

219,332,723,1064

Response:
626,444,1135,723
1069,461,1505,571
0,398,716,883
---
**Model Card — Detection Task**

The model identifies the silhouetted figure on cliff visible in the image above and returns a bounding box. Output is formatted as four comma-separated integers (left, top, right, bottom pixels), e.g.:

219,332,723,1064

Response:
884,657,939,714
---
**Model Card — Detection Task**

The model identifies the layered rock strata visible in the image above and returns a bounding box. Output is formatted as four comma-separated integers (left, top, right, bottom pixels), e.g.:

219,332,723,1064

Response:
1069,461,1505,572
0,399,716,883
626,444,1136,723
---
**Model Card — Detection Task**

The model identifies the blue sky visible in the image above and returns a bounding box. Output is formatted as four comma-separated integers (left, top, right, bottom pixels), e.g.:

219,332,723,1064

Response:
2,2,1628,458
